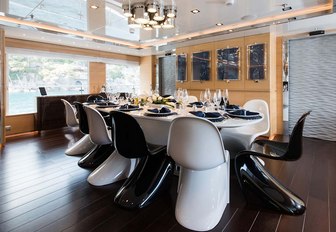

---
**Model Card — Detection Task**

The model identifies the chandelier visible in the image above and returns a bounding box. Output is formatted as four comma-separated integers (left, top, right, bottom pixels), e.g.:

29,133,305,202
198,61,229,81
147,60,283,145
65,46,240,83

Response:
122,0,177,30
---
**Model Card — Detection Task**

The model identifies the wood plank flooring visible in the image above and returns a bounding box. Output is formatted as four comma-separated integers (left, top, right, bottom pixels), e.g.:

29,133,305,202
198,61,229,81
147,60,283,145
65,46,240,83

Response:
0,127,335,232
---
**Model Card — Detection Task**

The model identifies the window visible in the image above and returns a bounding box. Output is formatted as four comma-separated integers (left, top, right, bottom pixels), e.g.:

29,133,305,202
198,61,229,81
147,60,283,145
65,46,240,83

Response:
106,63,140,94
7,54,88,115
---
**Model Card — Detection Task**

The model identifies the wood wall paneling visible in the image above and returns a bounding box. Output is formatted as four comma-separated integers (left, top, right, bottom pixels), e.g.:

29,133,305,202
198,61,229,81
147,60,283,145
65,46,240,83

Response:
89,62,106,93
174,33,282,136
140,56,155,94
0,29,5,145
6,114,36,136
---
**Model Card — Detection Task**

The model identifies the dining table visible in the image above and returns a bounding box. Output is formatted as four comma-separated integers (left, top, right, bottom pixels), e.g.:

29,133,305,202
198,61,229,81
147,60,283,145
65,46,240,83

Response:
94,104,263,146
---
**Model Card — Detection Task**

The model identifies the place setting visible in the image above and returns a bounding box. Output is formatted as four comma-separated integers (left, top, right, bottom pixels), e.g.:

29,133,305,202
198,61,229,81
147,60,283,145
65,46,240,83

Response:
117,104,143,112
144,106,178,117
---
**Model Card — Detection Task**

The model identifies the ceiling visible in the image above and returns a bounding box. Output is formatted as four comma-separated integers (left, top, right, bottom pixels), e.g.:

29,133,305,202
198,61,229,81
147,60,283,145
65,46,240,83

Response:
0,0,334,56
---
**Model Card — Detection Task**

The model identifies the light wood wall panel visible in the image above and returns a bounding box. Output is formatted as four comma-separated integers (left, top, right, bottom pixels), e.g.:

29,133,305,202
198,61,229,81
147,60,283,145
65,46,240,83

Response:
140,56,155,94
89,62,106,93
6,114,35,136
176,33,282,136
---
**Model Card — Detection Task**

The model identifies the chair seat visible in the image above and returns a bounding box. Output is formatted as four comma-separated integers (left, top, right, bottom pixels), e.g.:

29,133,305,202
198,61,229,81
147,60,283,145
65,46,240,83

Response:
147,143,166,155
253,139,288,158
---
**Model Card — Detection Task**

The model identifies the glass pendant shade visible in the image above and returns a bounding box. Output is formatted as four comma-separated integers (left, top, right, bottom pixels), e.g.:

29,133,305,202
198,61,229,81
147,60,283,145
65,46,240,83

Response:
161,17,175,29
133,3,150,24
146,0,159,13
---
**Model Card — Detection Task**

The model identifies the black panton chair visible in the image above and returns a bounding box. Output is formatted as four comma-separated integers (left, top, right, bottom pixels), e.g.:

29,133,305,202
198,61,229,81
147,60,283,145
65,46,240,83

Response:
252,111,311,161
234,111,311,215
74,102,114,169
111,111,174,209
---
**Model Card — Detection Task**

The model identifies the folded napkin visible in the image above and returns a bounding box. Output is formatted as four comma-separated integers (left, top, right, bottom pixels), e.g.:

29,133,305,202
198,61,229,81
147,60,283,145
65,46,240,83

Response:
225,104,240,110
189,111,224,122
188,102,203,108
229,109,259,116
148,106,171,114
119,104,139,110
228,109,262,120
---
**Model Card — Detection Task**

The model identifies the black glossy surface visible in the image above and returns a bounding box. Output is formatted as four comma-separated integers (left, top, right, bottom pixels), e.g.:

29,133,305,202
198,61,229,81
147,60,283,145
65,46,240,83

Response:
234,112,311,215
111,111,174,209
78,144,114,169
73,101,89,134
253,111,311,161
235,153,306,215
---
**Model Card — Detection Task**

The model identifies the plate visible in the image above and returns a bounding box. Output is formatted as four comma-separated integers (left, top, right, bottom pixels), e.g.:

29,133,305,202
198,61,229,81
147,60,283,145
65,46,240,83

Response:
205,116,225,122
118,107,143,112
227,113,260,119
96,104,119,108
144,111,177,117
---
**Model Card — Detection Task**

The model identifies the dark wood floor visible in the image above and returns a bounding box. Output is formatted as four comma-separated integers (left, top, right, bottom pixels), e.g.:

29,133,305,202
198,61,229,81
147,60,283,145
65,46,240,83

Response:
0,127,335,232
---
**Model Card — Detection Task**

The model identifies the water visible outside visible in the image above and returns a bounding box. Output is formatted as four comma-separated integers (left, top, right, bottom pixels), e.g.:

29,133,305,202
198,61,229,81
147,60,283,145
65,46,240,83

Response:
8,90,86,115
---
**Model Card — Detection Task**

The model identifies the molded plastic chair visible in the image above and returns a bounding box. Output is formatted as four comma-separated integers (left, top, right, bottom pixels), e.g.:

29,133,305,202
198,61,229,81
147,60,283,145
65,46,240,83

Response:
73,102,112,168
167,117,230,231
61,99,95,156
84,106,135,186
234,111,311,215
221,99,270,158
251,111,311,161
61,99,78,128
111,111,174,209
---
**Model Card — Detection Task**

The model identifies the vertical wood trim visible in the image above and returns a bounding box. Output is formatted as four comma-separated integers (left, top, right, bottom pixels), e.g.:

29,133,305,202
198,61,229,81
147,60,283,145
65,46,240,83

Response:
0,29,5,145
276,37,284,134
89,62,106,94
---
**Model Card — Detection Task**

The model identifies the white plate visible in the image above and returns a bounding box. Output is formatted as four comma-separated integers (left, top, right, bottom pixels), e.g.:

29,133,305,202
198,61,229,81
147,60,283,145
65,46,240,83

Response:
227,113,260,119
144,111,176,116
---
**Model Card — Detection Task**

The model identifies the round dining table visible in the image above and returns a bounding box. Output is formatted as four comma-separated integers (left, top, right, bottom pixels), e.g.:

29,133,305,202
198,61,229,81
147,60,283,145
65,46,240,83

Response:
96,105,263,146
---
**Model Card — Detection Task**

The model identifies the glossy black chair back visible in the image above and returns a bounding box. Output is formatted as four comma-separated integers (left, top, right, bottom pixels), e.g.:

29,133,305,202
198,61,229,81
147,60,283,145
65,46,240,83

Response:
110,111,174,209
235,153,306,215
285,111,311,160
87,94,104,103
73,101,89,134
111,111,150,158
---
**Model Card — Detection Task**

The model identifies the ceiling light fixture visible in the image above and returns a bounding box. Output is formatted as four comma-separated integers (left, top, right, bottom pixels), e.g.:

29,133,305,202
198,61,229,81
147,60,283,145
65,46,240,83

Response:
216,23,223,26
90,5,99,9
191,9,200,14
122,0,177,30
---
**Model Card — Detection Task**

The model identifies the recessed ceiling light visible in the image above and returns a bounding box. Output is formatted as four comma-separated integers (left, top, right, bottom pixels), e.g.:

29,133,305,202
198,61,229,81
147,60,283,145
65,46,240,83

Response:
191,9,200,14
216,23,223,26
90,5,99,9
228,29,233,32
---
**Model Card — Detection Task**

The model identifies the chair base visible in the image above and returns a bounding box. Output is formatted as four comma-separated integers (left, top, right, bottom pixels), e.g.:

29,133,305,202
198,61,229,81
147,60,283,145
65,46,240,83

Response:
175,158,230,231
87,150,137,186
235,154,306,215
114,153,174,209
65,134,96,156
78,144,114,169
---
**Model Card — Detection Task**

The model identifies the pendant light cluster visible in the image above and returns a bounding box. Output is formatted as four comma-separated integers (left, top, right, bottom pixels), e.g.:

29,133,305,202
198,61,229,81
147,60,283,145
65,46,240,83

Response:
122,0,177,30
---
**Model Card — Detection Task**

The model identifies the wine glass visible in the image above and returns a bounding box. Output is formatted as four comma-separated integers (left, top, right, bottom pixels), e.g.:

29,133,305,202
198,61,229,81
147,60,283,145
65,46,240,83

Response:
205,88,211,106
181,89,189,110
213,92,220,111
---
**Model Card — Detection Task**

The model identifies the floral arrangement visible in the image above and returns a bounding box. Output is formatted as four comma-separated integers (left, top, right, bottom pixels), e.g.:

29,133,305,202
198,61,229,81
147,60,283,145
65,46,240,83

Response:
135,93,175,107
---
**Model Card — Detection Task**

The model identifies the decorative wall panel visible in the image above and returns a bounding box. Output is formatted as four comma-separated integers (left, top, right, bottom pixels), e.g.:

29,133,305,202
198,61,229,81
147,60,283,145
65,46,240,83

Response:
289,35,336,141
